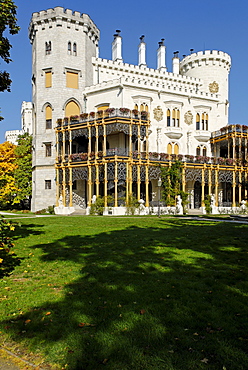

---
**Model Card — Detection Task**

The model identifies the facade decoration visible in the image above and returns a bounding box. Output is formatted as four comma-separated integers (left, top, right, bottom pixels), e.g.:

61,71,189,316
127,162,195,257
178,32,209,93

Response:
184,111,193,125
28,6,247,215
153,106,163,122
209,81,219,93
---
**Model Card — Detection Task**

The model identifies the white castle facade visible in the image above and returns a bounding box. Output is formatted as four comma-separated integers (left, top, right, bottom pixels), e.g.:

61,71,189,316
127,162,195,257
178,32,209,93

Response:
5,101,33,144
29,7,248,214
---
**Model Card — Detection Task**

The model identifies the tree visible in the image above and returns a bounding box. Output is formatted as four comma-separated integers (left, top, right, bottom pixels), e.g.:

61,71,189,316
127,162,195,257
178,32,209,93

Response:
0,0,20,120
0,141,18,205
13,133,32,208
160,161,182,206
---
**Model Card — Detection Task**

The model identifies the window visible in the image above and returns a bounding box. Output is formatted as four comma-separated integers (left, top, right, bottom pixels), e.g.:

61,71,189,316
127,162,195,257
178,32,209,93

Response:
68,41,72,55
45,143,52,157
196,146,201,156
196,113,200,130
73,43,77,56
176,109,180,127
46,106,52,129
65,101,80,117
134,104,138,110
45,71,52,88
66,71,78,89
45,180,51,189
167,143,172,154
45,41,51,55
167,109,170,127
174,143,179,155
203,147,207,156
172,109,176,127
202,113,208,130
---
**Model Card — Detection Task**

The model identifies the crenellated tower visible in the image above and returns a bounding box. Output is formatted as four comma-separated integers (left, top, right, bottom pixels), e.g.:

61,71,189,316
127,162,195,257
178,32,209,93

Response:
29,7,99,211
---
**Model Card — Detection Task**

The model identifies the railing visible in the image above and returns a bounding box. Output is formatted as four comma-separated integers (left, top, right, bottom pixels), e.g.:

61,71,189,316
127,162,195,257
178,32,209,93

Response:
211,124,248,138
57,108,149,127
106,148,129,156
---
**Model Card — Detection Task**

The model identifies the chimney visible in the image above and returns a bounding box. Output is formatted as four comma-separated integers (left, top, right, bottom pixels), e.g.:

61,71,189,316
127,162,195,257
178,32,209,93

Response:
138,35,146,67
112,30,123,62
172,51,180,74
157,39,166,71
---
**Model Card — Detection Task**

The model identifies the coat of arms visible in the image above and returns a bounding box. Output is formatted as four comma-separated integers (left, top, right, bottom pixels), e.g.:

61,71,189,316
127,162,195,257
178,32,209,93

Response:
184,111,193,125
209,81,219,93
153,106,163,121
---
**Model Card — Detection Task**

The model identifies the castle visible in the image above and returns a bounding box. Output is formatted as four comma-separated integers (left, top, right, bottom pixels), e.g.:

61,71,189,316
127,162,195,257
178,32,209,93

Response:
28,6,247,214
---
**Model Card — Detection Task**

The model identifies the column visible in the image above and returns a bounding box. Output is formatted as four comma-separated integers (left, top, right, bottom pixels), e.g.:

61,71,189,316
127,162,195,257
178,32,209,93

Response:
114,159,118,207
129,124,132,157
69,167,73,207
137,164,141,200
239,170,242,204
145,165,149,207
104,162,108,207
103,124,107,156
201,167,205,207
232,169,236,207
182,163,186,192
96,164,99,197
208,167,212,196
215,167,218,206
88,165,92,206
62,167,66,206
56,167,59,206
227,139,230,159
126,162,129,205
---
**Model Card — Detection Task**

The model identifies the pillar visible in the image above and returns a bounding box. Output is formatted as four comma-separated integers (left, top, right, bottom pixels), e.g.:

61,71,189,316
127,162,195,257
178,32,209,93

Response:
137,164,141,200
145,165,149,207
114,159,118,207
215,167,218,206
104,162,108,207
232,169,236,207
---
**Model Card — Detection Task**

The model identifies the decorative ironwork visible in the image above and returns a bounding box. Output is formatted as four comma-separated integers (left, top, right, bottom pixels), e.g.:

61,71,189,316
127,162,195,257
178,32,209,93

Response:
132,125,138,136
72,167,88,181
118,162,126,180
71,128,88,139
58,132,63,142
91,166,96,181
140,166,146,181
140,125,147,137
204,170,209,184
132,165,137,181
99,165,104,181
106,123,130,135
148,166,161,180
65,168,69,184
58,169,63,183
185,168,202,182
219,170,233,183
107,163,115,180
98,125,103,137
212,170,215,184
91,127,96,137
107,180,114,190
65,132,69,141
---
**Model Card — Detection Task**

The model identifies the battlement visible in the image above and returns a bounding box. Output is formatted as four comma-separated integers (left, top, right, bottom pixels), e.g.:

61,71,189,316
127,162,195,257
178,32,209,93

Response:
29,7,99,43
93,57,202,85
85,75,219,101
180,50,231,72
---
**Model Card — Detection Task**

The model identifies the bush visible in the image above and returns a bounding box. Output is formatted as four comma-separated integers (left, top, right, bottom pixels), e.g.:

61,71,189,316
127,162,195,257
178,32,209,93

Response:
90,196,113,215
204,195,211,214
125,194,140,215
0,216,20,277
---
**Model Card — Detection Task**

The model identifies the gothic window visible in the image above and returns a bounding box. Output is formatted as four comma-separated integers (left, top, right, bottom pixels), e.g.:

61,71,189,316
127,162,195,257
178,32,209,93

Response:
45,180,51,189
172,109,176,126
174,143,179,155
176,109,180,127
134,104,138,110
140,104,144,111
68,42,72,55
167,143,172,154
167,109,170,127
45,41,51,55
65,101,80,117
45,106,52,129
145,104,148,112
73,43,77,56
203,146,207,156
196,146,201,156
196,113,200,130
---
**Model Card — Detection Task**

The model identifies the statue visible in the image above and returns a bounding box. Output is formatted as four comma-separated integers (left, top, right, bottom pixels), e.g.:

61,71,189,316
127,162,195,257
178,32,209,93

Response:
176,195,183,214
92,195,96,204
211,194,215,206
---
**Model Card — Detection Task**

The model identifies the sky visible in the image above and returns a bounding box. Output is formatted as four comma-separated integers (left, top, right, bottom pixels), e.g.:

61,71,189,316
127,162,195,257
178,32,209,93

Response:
1,0,248,142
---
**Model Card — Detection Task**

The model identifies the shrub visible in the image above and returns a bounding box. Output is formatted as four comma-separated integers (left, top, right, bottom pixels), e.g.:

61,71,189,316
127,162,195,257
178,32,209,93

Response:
204,195,211,214
0,216,19,277
90,196,113,215
125,194,140,215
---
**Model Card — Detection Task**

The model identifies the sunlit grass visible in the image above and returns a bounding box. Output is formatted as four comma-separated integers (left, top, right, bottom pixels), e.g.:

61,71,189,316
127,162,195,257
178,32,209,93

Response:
0,216,247,369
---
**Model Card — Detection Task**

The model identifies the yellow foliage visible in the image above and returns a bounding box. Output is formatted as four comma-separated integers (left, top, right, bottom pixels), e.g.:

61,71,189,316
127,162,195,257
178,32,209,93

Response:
0,141,18,202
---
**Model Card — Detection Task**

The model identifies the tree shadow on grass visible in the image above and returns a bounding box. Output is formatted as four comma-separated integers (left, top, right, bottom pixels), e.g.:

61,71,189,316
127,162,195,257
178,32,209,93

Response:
1,219,248,369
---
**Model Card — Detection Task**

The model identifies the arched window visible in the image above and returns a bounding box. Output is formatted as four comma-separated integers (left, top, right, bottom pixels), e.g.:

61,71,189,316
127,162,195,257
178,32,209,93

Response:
205,114,208,131
145,104,148,112
176,109,180,127
196,113,200,130
45,41,51,55
73,43,77,56
174,143,179,155
65,101,80,118
140,104,144,111
203,146,207,156
45,105,52,129
172,109,176,127
196,146,201,156
167,109,171,127
68,42,72,55
167,143,172,155
134,104,138,110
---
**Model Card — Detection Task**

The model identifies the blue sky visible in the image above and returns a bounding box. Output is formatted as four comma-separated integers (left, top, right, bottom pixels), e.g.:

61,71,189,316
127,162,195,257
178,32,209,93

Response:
1,0,248,142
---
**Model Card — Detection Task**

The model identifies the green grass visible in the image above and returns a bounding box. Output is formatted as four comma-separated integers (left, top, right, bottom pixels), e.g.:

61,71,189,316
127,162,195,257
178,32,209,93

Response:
0,216,248,369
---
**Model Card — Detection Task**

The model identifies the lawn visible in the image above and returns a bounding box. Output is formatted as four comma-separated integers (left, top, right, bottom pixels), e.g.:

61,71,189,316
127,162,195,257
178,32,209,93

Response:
0,216,248,370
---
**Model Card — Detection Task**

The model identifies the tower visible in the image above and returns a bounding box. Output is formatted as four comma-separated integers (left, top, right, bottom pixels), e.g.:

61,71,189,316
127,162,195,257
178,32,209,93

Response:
29,7,99,211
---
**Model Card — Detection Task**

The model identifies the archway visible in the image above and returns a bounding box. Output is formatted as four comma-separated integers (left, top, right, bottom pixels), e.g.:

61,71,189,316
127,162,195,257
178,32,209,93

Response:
194,181,202,209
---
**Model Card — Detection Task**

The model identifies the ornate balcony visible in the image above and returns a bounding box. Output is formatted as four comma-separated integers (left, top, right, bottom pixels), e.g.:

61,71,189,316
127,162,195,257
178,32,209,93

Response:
164,127,183,140
194,130,211,142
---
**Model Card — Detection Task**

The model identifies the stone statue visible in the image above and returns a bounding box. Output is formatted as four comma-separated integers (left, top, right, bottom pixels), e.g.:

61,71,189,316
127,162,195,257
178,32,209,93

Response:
176,195,183,214
92,195,97,204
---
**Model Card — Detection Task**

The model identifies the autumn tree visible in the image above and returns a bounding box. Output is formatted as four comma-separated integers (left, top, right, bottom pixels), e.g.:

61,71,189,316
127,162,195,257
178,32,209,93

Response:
0,141,18,206
13,132,32,208
0,0,20,120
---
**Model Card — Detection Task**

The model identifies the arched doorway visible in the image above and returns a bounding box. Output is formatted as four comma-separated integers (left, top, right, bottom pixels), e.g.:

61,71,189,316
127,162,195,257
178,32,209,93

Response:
194,181,201,209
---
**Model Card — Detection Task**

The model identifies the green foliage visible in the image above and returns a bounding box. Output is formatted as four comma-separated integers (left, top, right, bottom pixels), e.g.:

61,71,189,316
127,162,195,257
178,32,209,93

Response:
0,0,20,120
90,195,113,215
13,133,32,208
160,161,182,206
125,194,140,215
0,215,19,276
180,190,189,214
204,195,211,214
